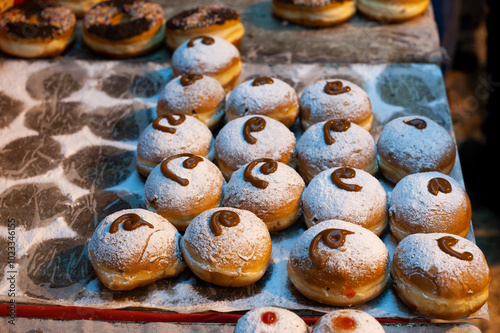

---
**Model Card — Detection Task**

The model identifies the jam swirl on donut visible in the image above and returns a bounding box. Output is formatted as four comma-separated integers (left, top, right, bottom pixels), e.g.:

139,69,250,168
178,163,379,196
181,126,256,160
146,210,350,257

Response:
323,119,351,145
160,153,204,186
437,236,473,261
84,0,164,41
187,35,214,47
243,116,266,144
261,311,277,325
0,1,75,39
309,228,354,268
109,213,154,233
152,114,186,134
331,167,362,192
324,80,351,96
403,118,427,129
333,316,356,330
243,158,278,189
252,77,274,86
180,74,203,86
428,177,452,196
209,210,240,236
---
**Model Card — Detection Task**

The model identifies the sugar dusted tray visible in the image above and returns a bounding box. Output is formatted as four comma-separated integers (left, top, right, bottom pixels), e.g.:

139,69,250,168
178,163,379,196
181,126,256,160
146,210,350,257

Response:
0,59,488,321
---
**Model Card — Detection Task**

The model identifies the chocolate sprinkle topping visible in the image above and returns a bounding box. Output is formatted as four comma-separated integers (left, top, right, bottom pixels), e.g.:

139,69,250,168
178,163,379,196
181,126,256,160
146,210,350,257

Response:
166,5,239,30
87,17,150,40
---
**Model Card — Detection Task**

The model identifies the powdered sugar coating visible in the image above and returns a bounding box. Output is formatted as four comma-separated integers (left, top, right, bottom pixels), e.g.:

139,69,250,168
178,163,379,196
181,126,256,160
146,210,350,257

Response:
144,155,224,214
171,35,241,75
182,207,271,271
157,74,225,116
389,171,471,237
302,167,387,230
226,77,299,118
312,309,384,333
297,120,377,177
377,115,456,175
88,208,184,272
137,115,214,165
393,233,490,297
235,306,309,333
289,219,389,287
299,79,371,127
215,115,296,173
223,160,305,223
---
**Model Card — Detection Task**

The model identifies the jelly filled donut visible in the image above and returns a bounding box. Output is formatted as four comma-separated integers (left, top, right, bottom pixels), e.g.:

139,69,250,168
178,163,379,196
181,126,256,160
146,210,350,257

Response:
156,74,226,130
171,35,242,87
88,208,186,290
272,0,356,27
377,116,457,184
0,1,76,58
389,172,472,242
311,309,384,333
136,114,215,177
214,115,297,180
223,158,306,232
225,76,300,128
300,79,373,131
83,0,165,58
57,0,105,17
144,153,225,231
392,233,490,319
302,167,388,235
181,207,272,287
287,219,390,306
235,306,309,333
357,0,430,22
165,4,244,50
297,119,378,183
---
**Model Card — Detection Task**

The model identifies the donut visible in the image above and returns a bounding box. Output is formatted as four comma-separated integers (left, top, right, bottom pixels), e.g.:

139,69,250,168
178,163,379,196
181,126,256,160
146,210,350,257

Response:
311,309,384,333
88,208,186,290
82,0,165,58
144,153,225,231
0,1,76,58
389,172,472,242
301,167,387,235
235,306,309,333
181,207,272,287
57,0,105,17
297,119,378,183
376,115,457,184
156,74,226,130
391,233,490,319
287,219,390,306
300,79,373,131
136,114,215,177
357,0,430,22
223,158,306,232
165,4,244,50
271,0,356,27
225,76,300,128
214,115,297,180
171,35,242,87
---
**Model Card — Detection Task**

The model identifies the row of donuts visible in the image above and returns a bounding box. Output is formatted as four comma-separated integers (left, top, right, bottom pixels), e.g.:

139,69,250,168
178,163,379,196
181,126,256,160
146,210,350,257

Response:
0,0,432,59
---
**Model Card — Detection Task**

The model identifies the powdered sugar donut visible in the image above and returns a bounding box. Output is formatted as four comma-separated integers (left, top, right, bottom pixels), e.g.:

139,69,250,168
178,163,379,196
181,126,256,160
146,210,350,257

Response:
144,153,225,231
171,35,241,87
311,309,384,332
297,119,378,183
88,208,186,290
136,114,215,177
300,79,373,131
215,115,297,180
235,306,309,333
225,76,300,127
377,116,457,184
302,167,388,235
287,219,390,306
156,74,226,130
181,207,272,287
392,233,490,319
223,158,305,232
389,172,472,242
